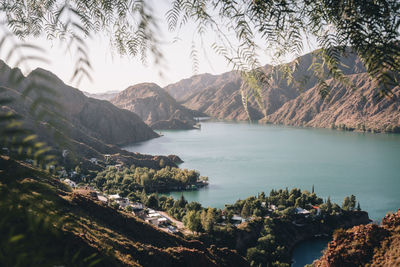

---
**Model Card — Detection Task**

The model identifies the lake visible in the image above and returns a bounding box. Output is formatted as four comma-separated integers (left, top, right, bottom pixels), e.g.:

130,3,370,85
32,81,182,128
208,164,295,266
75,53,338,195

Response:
124,121,400,265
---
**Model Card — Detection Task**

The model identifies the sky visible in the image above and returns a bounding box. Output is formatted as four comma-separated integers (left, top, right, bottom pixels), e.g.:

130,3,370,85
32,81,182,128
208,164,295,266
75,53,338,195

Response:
0,0,316,94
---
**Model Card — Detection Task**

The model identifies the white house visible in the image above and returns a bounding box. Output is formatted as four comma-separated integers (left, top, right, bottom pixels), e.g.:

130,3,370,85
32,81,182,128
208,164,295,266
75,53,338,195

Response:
63,178,77,188
97,194,108,203
116,197,130,208
108,194,121,200
232,214,246,224
295,207,311,215
90,158,98,164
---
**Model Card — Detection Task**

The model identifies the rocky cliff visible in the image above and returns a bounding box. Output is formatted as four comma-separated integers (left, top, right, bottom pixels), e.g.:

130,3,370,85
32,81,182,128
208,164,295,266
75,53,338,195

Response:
111,83,204,129
166,49,400,132
313,209,400,267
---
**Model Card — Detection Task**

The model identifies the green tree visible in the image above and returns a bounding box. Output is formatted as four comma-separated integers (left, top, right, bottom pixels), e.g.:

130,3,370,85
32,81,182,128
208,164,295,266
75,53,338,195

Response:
146,193,159,209
342,196,351,211
241,201,252,218
183,210,202,234
177,194,187,208
201,208,217,233
350,195,357,211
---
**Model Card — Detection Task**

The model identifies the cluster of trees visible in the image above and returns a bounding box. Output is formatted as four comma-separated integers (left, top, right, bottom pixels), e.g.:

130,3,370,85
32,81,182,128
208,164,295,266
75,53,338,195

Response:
342,195,361,211
224,188,324,220
90,165,207,195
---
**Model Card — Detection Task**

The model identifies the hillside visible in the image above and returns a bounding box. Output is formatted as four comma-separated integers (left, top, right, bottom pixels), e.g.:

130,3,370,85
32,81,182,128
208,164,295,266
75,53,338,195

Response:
265,73,400,133
0,62,179,169
0,156,249,267
165,49,400,132
111,83,203,130
313,209,400,267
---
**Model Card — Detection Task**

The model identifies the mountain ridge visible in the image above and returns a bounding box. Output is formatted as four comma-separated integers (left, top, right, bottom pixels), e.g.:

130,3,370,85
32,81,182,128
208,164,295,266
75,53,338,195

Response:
111,82,204,130
164,49,399,132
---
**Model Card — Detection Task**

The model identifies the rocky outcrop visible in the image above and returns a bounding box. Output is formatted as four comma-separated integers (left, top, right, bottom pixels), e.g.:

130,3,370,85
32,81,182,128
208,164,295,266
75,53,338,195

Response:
111,83,204,129
314,209,400,267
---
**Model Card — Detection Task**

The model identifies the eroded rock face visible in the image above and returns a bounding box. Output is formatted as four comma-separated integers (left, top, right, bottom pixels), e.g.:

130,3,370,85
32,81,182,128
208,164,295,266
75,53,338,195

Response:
165,49,399,133
265,73,400,133
314,209,400,267
111,83,203,129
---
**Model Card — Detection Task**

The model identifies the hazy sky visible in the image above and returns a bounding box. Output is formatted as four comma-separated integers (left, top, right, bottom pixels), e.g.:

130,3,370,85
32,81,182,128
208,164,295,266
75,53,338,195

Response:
1,0,315,94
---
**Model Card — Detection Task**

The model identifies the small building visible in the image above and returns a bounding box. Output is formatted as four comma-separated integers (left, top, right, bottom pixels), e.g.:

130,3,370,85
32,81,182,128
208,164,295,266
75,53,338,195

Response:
295,207,311,215
115,164,124,171
131,202,145,210
63,178,77,188
145,217,159,226
269,204,277,211
167,225,178,234
108,194,121,200
97,195,108,203
148,212,161,218
232,214,246,225
312,205,321,216
157,217,169,226
90,158,98,164
116,197,130,208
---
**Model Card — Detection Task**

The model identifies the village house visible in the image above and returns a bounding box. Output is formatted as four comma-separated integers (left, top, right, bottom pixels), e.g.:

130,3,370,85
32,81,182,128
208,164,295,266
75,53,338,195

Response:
116,197,130,208
232,214,246,225
90,158,98,164
115,163,124,171
97,193,108,203
63,178,77,188
295,207,311,216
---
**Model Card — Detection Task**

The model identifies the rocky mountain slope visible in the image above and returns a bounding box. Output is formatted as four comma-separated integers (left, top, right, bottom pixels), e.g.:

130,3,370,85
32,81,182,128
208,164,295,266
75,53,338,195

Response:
111,83,203,130
313,209,400,267
265,73,400,133
166,49,399,132
0,155,249,267
0,62,179,169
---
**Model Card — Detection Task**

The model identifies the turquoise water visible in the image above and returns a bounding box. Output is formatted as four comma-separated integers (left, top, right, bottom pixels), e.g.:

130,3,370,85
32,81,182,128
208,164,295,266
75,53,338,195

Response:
125,121,400,266
291,238,330,266
125,121,400,221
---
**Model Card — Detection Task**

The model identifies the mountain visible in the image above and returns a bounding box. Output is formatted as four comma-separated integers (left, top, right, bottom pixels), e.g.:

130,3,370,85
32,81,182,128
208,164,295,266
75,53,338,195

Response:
0,155,249,267
83,90,119,101
313,209,400,267
0,62,178,169
111,83,204,130
165,49,400,132
265,73,400,133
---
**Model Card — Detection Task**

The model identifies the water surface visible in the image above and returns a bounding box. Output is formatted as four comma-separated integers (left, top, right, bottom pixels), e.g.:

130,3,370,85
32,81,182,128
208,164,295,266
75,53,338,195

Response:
125,121,400,221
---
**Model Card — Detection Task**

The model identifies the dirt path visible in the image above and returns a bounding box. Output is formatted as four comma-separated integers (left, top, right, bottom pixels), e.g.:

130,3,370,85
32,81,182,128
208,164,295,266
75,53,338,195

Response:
158,211,191,235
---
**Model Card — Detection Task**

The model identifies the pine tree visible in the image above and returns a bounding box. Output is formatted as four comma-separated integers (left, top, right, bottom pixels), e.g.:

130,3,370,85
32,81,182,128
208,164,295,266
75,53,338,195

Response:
312,185,314,194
